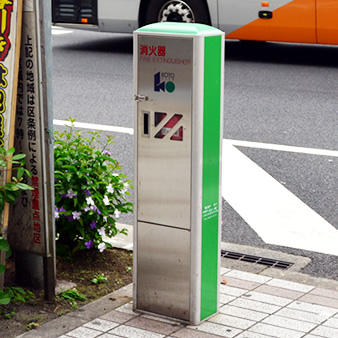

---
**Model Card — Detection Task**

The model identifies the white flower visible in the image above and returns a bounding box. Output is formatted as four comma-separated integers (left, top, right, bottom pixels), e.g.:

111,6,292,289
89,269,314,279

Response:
107,184,114,194
72,211,82,220
83,206,91,212
103,195,110,206
55,210,59,219
98,227,105,236
86,196,95,206
114,209,121,219
103,216,108,222
98,242,106,253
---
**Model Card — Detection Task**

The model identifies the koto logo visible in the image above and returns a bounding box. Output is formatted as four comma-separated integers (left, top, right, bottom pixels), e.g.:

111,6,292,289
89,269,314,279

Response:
154,72,175,93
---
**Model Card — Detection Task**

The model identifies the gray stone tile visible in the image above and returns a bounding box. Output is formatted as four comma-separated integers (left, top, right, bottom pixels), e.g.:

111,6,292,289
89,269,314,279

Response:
221,276,261,290
242,291,292,307
287,301,338,317
229,297,281,314
220,285,248,297
267,278,314,293
66,326,102,338
97,334,123,338
109,325,165,337
275,307,329,324
100,310,137,323
255,284,305,300
209,313,255,330
83,319,119,332
311,325,338,338
126,316,181,335
220,304,268,322
297,294,338,310
188,322,242,338
323,317,338,329
310,288,338,300
262,314,317,332
225,270,271,284
303,335,323,338
220,267,231,275
249,323,304,338
171,327,224,337
220,294,236,304
115,302,135,315
236,332,276,338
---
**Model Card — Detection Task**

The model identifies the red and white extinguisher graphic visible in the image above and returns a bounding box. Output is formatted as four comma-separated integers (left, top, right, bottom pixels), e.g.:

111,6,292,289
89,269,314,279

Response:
155,113,183,141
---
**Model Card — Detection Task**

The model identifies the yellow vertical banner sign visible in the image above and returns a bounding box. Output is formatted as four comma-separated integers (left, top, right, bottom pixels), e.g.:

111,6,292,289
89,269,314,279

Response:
0,0,23,289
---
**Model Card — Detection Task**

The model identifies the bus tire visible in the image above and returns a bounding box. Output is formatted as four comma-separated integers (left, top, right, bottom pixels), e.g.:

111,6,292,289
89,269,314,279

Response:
144,0,210,26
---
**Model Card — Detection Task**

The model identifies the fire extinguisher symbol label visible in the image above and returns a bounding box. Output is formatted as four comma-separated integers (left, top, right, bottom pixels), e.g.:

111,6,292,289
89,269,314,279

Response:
154,113,183,141
154,72,175,93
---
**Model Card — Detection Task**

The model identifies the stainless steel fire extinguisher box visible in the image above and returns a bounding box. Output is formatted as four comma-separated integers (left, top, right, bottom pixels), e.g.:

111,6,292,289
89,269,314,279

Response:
133,22,224,325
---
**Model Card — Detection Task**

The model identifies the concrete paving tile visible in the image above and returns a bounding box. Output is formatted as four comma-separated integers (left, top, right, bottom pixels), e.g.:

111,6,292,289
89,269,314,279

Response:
141,314,184,325
236,332,276,338
242,291,293,307
220,294,236,304
171,327,224,337
220,304,268,321
249,323,304,338
115,302,135,315
310,288,338,300
288,301,338,317
100,310,138,323
66,326,102,338
221,267,231,275
224,270,271,284
96,334,123,338
323,317,338,329
311,325,338,338
209,313,255,330
267,278,314,293
126,316,181,335
275,307,329,324
262,314,317,332
221,276,261,290
188,321,242,337
298,294,338,309
229,297,281,314
255,284,305,300
303,335,323,338
83,318,119,332
220,284,249,297
109,324,165,337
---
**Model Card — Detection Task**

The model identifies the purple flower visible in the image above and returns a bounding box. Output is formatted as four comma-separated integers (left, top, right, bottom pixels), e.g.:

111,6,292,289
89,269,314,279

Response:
66,189,77,199
90,205,101,215
90,221,97,229
66,215,74,221
84,189,91,196
60,193,67,198
103,150,111,155
72,211,82,220
59,207,66,212
85,240,94,249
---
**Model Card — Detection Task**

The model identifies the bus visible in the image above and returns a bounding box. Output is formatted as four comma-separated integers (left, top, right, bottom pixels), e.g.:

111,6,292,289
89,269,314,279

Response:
52,0,338,46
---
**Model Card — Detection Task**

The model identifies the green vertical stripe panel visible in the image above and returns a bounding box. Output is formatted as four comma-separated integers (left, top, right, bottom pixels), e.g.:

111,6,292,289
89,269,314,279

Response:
200,34,222,321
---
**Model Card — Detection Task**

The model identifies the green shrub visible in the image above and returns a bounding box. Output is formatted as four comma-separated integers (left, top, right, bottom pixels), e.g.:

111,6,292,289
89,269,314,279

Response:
54,118,133,258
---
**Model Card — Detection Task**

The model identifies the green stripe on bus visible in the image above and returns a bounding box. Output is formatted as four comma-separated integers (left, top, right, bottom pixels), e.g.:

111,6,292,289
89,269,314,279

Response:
200,34,222,321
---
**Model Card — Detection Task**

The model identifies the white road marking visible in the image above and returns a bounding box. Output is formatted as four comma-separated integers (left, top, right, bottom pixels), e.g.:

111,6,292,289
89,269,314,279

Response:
225,139,338,158
53,119,134,135
222,141,338,256
52,119,338,256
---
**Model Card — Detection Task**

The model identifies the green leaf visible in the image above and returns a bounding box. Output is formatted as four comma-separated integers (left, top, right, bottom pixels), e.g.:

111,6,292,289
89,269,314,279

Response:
5,183,19,191
12,153,26,161
0,264,5,274
17,167,24,179
0,290,11,305
0,238,10,251
16,183,34,190
7,147,15,155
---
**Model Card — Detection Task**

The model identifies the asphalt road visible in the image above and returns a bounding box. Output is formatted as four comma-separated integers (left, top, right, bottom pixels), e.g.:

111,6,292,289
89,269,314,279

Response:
52,28,338,280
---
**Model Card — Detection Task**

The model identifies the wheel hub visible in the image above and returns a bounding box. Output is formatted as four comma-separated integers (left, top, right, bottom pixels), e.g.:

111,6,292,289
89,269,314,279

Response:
158,1,195,23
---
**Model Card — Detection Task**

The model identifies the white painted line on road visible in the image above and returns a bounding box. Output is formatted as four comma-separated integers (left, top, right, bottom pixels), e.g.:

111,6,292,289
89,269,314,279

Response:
225,139,338,158
53,119,134,135
222,141,338,256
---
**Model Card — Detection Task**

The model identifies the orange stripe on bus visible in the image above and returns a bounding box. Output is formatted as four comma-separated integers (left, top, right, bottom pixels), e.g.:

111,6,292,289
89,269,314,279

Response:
225,0,316,44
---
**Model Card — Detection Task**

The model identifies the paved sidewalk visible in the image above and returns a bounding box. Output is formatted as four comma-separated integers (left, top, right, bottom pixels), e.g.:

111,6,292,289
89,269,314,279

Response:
18,225,338,338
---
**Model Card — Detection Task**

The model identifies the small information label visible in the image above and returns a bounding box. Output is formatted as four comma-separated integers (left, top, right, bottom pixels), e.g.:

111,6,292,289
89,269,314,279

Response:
202,202,218,222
